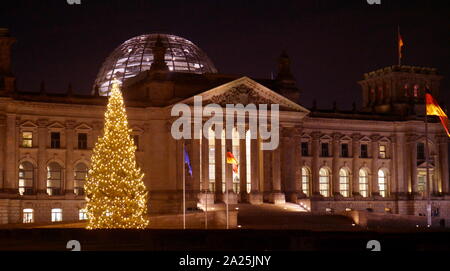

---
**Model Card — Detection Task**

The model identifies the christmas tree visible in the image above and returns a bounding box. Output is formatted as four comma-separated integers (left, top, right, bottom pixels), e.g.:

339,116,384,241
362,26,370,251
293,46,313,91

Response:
85,81,149,229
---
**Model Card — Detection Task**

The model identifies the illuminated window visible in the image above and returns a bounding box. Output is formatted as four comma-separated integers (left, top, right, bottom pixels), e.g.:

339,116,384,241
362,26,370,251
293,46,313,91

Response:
78,133,87,149
19,162,34,195
359,169,369,197
51,208,62,222
319,168,330,197
208,128,215,192
74,163,87,196
79,209,88,220
23,208,34,223
339,168,350,197
245,130,251,194
21,132,33,148
232,128,240,193
50,132,60,149
378,169,387,197
47,162,63,196
301,167,311,197
379,145,387,159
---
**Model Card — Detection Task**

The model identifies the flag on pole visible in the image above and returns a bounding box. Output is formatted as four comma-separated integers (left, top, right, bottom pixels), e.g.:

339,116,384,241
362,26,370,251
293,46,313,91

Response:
226,151,239,174
184,147,193,176
425,88,450,137
398,28,404,61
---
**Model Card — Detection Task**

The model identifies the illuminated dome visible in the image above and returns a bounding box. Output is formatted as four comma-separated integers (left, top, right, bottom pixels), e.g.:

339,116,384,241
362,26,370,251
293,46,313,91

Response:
93,33,217,95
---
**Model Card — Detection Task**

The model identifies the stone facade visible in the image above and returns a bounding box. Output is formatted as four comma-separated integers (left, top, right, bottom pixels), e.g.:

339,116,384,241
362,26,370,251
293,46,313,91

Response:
0,29,448,226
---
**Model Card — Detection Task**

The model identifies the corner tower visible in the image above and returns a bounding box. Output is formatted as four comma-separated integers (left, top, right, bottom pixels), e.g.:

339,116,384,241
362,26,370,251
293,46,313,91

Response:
358,65,443,116
0,28,16,94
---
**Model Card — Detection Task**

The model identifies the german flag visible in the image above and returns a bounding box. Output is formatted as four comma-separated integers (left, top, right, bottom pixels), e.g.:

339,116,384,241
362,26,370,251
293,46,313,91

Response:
425,89,450,137
398,30,404,60
226,151,239,174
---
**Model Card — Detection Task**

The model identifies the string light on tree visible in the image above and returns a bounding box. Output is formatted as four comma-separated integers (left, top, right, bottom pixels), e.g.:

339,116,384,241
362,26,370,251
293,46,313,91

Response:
85,80,149,229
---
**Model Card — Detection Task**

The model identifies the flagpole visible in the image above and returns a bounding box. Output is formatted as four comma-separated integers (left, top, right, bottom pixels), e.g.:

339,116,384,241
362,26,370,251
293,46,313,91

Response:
182,142,186,230
205,188,208,229
425,113,432,227
226,170,229,230
397,25,401,66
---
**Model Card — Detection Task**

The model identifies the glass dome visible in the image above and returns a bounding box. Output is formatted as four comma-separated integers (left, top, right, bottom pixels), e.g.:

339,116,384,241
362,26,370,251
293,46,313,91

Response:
93,33,217,95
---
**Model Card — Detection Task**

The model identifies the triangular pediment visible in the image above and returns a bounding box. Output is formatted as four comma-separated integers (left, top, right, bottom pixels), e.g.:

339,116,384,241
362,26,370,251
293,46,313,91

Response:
174,77,309,113
417,161,435,169
48,122,65,129
20,120,37,128
75,123,92,131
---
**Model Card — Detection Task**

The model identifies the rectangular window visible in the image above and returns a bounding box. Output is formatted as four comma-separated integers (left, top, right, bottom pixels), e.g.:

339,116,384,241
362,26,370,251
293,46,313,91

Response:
321,143,329,157
50,132,60,149
417,142,425,160
77,133,87,149
23,209,34,223
379,145,387,159
360,144,368,158
341,143,349,157
301,142,309,156
79,209,88,220
132,135,139,150
21,132,33,148
51,208,62,222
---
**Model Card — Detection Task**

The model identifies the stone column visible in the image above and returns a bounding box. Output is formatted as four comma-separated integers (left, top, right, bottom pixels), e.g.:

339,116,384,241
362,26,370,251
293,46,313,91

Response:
191,130,201,201
239,134,247,202
408,135,418,195
371,134,380,197
439,135,449,195
249,132,263,204
65,120,76,196
199,131,214,205
37,119,48,195
351,133,361,196
281,128,297,202
294,130,304,198
389,135,397,196
214,137,223,201
3,114,17,194
269,135,285,204
311,131,321,196
332,132,341,197
394,132,407,197
224,137,237,204
0,115,5,192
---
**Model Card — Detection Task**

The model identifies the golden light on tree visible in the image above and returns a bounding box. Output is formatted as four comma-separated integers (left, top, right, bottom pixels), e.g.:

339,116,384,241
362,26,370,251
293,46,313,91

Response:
85,80,149,229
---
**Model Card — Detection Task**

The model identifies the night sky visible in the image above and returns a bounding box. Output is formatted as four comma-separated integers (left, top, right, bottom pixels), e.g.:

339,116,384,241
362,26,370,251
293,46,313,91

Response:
1,0,449,109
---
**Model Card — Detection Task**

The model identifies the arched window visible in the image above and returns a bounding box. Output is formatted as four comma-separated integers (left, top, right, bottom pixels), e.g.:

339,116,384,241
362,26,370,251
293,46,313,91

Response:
359,168,369,197
19,162,34,195
301,167,311,197
74,163,88,196
378,169,388,197
319,167,330,197
339,168,350,197
47,162,63,196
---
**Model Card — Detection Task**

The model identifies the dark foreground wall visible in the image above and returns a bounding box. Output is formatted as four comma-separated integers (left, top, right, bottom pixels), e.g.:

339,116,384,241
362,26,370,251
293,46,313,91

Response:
1,229,450,251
